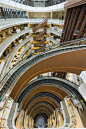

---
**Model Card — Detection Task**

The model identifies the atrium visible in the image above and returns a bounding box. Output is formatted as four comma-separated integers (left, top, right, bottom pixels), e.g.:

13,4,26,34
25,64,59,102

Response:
0,0,86,128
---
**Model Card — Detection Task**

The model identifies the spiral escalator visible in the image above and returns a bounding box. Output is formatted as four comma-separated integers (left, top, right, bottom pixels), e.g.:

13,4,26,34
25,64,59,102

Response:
32,19,47,54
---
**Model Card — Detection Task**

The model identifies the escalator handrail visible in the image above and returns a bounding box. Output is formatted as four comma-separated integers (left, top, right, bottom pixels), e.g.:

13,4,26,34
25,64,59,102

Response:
33,19,47,32
0,40,86,100
0,37,86,83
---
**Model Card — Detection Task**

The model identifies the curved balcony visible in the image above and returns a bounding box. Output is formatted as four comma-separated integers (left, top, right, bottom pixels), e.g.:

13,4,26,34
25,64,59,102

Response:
0,28,30,57
29,102,55,116
0,38,86,102
0,95,83,128
22,92,61,112
0,19,64,32
16,49,32,64
0,0,65,13
16,76,81,111
0,18,29,31
1,37,31,79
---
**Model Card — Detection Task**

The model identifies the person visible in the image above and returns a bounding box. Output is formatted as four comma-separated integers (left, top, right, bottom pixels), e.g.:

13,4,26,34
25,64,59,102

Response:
62,15,64,20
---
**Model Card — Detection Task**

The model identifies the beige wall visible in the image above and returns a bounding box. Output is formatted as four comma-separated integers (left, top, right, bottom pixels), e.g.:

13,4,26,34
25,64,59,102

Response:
52,11,66,19
29,12,51,19
27,11,66,19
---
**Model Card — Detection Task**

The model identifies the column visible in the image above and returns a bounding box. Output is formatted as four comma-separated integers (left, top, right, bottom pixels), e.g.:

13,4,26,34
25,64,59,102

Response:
51,11,52,19
31,37,34,53
26,11,29,19
47,119,49,127
55,108,58,127
79,71,86,101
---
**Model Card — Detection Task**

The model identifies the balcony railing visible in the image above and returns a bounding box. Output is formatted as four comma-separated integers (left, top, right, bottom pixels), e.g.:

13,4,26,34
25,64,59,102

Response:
0,38,86,97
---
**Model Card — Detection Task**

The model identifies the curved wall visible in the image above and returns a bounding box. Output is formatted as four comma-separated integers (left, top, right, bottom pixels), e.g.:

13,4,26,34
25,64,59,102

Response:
10,48,86,100
0,0,66,12
26,97,58,114
20,86,65,110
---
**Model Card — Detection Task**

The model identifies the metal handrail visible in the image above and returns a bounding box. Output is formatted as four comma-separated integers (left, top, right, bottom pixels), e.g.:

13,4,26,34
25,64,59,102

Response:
0,38,86,83
2,38,86,76
33,19,47,29
33,29,47,40
17,77,82,105
0,38,86,99
34,37,46,46
0,28,30,57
